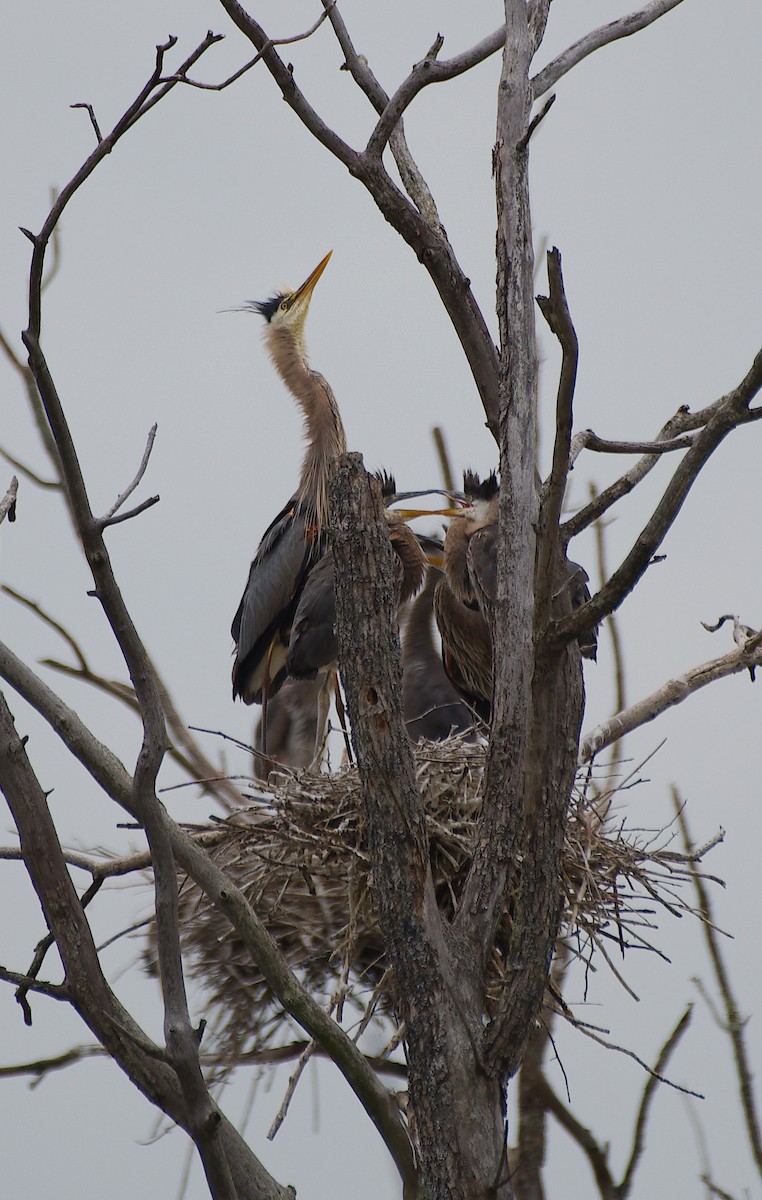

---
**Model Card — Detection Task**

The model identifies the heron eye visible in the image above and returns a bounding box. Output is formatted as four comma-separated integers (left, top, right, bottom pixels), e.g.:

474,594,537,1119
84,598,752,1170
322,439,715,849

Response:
280,300,289,312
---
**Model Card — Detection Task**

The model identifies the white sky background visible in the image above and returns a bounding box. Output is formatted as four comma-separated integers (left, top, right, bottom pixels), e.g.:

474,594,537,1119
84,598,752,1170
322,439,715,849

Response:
1,1,761,1197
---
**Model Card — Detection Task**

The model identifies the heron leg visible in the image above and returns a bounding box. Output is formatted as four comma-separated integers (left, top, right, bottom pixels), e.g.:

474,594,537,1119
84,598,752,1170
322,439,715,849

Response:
309,671,332,772
333,673,354,766
260,639,276,776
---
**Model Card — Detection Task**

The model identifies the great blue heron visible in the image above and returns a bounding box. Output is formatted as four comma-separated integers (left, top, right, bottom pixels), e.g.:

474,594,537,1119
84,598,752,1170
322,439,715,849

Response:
402,566,478,741
231,252,345,712
435,470,597,720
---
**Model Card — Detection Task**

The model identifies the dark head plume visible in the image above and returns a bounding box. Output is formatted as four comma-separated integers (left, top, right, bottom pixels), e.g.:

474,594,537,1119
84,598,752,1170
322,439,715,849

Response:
247,294,287,323
374,470,397,501
462,469,499,501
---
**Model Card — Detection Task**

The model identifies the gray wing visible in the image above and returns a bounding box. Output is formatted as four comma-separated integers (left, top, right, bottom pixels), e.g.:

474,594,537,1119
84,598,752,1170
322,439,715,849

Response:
232,507,315,702
286,552,338,679
467,523,497,613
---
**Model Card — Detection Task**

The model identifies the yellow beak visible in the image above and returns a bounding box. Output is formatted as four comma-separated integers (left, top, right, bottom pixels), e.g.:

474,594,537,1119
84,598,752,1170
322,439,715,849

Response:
290,251,333,306
393,506,464,520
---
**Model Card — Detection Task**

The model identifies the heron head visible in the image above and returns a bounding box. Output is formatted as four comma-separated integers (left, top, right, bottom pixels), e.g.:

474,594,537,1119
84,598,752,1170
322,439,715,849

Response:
444,470,499,534
248,252,332,349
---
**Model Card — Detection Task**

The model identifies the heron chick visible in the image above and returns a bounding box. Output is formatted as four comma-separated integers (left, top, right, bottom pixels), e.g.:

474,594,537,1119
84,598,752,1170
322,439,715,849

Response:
435,470,598,722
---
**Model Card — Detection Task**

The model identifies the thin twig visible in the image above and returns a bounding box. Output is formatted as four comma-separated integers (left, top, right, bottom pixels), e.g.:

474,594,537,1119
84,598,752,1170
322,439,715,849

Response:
267,1039,317,1139
99,423,158,523
619,1004,694,1194
518,93,555,150
166,7,334,92
100,495,160,529
70,102,103,143
565,1013,703,1100
675,792,762,1176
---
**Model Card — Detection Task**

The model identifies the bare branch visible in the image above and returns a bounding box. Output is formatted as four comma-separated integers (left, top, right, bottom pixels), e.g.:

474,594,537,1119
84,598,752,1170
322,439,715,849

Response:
676,794,762,1177
620,1005,694,1195
0,1044,105,1080
0,690,288,1200
121,32,224,128
532,0,687,98
555,347,762,644
267,1040,316,1140
0,448,58,490
0,646,415,1189
569,428,698,467
519,92,556,150
701,614,759,678
0,834,227,880
323,2,447,235
700,1178,738,1200
99,423,158,523
533,1070,616,1196
536,247,578,632
431,425,456,493
0,1039,409,1084
17,39,267,1195
566,1011,703,1099
70,102,103,143
4,584,232,797
218,0,501,436
166,7,334,92
0,966,68,1004
3,584,89,671
0,324,62,478
331,4,504,154
99,494,160,529
579,638,762,764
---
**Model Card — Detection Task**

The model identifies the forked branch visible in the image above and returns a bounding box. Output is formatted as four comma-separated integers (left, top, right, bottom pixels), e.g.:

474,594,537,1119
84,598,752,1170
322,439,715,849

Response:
217,0,500,435
555,347,762,646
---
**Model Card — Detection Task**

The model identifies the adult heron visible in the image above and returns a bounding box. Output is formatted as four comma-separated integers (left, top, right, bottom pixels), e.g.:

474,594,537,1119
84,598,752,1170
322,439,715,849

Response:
231,252,345,712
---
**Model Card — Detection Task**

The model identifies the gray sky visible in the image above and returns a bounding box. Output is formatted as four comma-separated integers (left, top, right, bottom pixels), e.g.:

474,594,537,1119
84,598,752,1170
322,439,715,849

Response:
1,2,761,1197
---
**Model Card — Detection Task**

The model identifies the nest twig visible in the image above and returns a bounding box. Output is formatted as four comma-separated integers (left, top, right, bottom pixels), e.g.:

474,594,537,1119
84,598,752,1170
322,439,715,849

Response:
165,734,722,1069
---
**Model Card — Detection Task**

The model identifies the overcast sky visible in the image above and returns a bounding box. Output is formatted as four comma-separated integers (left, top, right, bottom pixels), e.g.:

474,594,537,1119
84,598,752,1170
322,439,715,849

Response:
1,2,761,1198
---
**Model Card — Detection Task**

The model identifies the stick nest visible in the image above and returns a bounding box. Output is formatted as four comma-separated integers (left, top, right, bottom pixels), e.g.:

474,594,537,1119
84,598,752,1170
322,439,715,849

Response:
170,734,718,1067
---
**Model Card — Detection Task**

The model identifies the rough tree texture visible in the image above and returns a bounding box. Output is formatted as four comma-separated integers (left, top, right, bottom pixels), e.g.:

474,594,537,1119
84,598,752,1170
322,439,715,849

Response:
331,454,509,1200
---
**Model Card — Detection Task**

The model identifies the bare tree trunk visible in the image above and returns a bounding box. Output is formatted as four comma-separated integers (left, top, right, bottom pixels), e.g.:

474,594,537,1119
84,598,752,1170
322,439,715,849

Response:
331,456,512,1199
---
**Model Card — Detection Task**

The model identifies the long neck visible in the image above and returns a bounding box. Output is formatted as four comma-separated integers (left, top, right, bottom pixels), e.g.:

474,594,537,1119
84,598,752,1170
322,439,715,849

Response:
267,328,347,527
443,521,473,604
403,569,438,666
